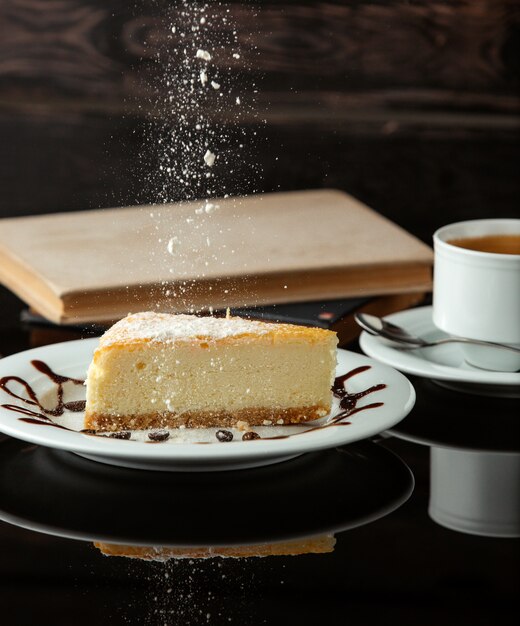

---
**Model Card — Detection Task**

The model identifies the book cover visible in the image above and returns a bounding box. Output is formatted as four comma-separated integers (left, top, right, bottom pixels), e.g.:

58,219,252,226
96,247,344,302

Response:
0,189,432,324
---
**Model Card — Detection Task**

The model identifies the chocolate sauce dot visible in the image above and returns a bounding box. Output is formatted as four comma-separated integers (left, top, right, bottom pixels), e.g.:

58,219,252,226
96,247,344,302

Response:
216,429,233,442
148,429,170,442
108,431,131,440
242,431,261,441
65,400,86,412
80,429,97,435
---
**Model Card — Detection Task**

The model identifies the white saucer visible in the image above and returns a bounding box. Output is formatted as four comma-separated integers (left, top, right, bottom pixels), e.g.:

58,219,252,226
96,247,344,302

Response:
0,338,415,472
359,306,520,395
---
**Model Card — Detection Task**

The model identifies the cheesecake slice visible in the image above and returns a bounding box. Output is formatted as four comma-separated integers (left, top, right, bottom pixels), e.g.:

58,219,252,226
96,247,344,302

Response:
84,311,337,431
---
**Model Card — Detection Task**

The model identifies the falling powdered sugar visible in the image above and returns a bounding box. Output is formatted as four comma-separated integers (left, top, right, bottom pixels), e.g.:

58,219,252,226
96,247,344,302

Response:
196,48,212,61
203,150,216,167
166,236,180,255
135,1,263,312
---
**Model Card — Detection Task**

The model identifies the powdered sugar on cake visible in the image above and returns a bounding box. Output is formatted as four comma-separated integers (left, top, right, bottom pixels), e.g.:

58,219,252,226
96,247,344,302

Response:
99,312,271,347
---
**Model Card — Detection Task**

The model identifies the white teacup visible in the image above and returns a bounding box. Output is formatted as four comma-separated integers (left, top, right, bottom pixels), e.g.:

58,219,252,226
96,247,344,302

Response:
433,219,520,372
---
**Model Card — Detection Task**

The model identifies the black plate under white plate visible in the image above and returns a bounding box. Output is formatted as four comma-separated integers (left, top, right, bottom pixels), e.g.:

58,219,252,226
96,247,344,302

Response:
0,339,415,471
0,438,413,548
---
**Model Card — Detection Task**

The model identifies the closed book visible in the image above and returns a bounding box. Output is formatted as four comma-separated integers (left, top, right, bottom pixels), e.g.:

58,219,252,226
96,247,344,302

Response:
0,189,432,324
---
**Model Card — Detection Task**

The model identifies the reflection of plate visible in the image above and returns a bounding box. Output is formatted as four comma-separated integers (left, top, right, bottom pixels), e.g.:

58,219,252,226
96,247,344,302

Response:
0,339,415,472
388,376,520,453
360,306,520,395
0,438,414,547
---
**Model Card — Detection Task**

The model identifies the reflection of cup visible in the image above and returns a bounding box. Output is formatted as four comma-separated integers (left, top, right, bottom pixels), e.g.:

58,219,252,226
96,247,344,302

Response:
429,447,520,537
433,219,520,372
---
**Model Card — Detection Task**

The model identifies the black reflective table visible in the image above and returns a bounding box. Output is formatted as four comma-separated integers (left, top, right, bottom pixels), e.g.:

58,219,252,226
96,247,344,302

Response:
0,287,519,626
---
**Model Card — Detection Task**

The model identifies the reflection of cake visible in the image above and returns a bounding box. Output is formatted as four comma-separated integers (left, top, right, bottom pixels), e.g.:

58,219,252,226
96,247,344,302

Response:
84,312,337,431
94,535,336,560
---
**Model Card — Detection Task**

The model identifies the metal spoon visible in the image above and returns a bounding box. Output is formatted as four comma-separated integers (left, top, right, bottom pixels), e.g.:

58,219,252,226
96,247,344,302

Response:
354,312,520,353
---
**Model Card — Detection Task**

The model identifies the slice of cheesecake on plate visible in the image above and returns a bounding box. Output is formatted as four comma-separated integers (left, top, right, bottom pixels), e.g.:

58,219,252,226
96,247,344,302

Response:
84,311,337,432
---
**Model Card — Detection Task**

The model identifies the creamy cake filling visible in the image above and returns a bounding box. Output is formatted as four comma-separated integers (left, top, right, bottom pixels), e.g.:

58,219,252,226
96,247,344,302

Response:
84,312,337,431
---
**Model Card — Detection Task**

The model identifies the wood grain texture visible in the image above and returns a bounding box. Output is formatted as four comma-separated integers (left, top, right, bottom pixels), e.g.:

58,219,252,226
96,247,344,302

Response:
0,0,518,118
0,1,518,240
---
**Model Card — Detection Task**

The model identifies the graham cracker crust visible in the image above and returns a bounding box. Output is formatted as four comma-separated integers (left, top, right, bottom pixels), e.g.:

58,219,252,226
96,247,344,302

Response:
84,405,328,431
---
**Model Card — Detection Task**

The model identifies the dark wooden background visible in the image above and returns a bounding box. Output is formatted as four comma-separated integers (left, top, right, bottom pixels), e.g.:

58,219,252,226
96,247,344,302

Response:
0,0,519,242
0,7,519,622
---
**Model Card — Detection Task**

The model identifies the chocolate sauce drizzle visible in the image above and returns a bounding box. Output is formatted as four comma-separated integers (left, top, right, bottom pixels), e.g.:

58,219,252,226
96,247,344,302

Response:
0,360,85,429
331,366,386,423
261,365,386,440
0,360,386,443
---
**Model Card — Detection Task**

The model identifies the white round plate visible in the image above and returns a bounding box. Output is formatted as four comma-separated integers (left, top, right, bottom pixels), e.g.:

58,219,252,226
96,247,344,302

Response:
359,306,520,391
0,339,415,471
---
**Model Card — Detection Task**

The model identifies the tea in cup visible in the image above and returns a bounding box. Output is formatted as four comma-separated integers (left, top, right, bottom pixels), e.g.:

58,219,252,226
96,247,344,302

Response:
433,219,520,372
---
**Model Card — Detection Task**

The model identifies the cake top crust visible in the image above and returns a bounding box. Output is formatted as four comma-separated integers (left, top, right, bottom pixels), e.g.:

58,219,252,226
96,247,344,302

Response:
97,311,335,349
